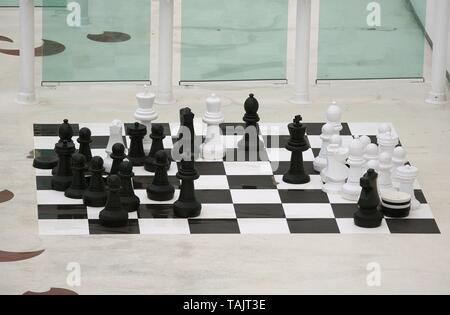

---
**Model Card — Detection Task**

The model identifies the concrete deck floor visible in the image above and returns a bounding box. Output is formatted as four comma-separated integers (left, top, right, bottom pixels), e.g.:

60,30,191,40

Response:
0,6,449,295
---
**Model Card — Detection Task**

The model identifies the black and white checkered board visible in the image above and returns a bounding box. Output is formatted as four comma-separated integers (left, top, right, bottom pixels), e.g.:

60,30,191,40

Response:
33,121,440,235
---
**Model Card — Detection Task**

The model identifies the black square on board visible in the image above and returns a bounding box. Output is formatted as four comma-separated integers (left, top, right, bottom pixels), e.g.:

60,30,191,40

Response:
227,175,277,189
38,205,87,220
88,219,140,234
34,123,80,137
287,219,340,233
386,219,440,234
188,219,240,234
234,204,285,218
331,204,359,219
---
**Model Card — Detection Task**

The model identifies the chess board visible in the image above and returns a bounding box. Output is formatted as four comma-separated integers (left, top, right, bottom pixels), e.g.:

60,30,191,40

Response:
33,121,440,236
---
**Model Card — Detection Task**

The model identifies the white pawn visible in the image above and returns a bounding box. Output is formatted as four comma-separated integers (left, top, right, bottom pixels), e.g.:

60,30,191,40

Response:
104,119,125,173
366,159,379,173
397,165,420,210
326,101,343,136
201,94,225,160
358,135,371,150
322,135,349,194
378,152,394,193
341,138,365,201
313,124,334,172
135,87,158,155
363,143,379,173
392,146,407,187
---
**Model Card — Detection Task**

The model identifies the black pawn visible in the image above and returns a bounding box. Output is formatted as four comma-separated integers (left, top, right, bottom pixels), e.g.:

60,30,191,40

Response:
99,175,128,227
83,156,107,207
173,159,201,218
354,169,383,228
65,153,87,199
144,124,170,172
118,161,140,212
51,140,75,191
147,150,175,201
127,122,147,166
283,115,311,184
49,119,74,174
77,127,92,163
238,93,264,151
110,143,126,175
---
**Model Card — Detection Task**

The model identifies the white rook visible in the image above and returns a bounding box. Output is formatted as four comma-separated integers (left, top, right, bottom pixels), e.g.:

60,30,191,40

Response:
201,94,225,160
397,165,420,210
290,0,312,104
16,0,36,105
156,0,175,105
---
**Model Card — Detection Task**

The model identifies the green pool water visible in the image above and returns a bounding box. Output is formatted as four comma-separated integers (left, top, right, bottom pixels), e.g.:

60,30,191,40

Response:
1,0,426,82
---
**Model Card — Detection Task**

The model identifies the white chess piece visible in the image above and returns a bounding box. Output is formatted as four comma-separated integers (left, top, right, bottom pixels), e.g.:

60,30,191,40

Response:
366,159,379,173
363,143,379,173
378,123,391,136
392,146,407,187
104,120,125,173
322,135,349,194
378,152,394,193
201,94,225,160
377,124,399,156
313,124,334,172
358,135,371,150
341,138,365,201
135,88,158,155
326,101,343,136
397,165,420,210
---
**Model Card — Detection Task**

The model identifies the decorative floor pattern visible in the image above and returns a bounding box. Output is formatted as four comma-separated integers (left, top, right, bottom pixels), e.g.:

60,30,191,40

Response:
0,39,65,57
23,288,78,295
87,31,131,43
0,190,14,204
0,250,44,262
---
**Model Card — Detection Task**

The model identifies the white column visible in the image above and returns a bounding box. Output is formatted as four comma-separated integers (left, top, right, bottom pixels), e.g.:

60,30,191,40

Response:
16,0,36,105
79,0,90,25
290,0,312,105
426,0,450,104
156,0,176,105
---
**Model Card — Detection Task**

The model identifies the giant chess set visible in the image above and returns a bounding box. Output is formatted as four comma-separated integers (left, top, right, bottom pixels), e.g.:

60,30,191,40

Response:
32,93,440,235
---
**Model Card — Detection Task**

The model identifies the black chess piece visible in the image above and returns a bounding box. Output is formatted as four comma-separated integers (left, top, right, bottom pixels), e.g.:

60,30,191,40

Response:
34,119,74,170
65,153,87,199
147,150,175,201
354,169,383,228
99,175,129,227
127,122,147,166
77,127,92,164
58,119,74,143
173,107,200,161
144,124,170,172
51,140,75,191
83,156,107,207
118,161,140,212
33,151,58,170
282,115,311,184
237,93,264,152
109,143,127,175
173,159,201,218
51,119,75,175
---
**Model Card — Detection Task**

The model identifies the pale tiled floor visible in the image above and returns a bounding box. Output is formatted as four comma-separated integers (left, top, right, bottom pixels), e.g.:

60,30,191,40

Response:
0,6,450,295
